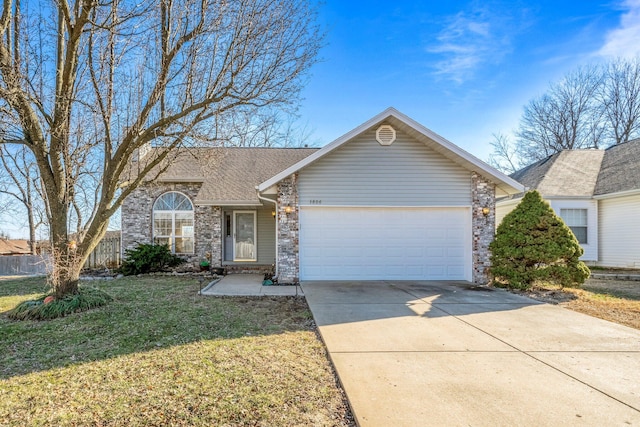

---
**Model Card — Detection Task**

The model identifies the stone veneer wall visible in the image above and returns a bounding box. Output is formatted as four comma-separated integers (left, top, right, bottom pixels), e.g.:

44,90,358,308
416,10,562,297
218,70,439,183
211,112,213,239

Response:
121,182,218,265
471,172,496,284
276,174,299,283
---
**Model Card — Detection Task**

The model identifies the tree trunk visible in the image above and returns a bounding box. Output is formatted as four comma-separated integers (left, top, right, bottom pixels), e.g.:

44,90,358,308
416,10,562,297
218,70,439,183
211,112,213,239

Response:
28,204,37,255
47,202,83,298
52,261,82,299
50,241,83,298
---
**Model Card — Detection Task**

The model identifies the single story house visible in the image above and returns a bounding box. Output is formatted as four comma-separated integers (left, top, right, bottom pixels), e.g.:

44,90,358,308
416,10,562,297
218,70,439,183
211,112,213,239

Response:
496,138,640,268
121,108,523,283
0,239,31,255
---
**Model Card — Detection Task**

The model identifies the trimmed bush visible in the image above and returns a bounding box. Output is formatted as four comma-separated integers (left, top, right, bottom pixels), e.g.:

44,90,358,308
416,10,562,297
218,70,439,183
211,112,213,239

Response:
120,243,185,276
7,287,113,320
490,190,590,289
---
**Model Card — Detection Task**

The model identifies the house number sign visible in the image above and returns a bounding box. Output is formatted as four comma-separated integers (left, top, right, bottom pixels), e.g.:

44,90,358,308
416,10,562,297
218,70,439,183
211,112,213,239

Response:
309,199,322,204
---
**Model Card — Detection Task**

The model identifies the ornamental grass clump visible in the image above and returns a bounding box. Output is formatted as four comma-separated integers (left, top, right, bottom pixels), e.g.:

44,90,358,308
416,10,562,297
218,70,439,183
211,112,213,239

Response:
7,287,113,321
490,190,590,290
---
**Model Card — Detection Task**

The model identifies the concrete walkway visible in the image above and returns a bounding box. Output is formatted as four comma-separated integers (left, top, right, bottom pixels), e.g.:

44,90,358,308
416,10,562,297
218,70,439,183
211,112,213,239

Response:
199,274,303,296
302,280,640,426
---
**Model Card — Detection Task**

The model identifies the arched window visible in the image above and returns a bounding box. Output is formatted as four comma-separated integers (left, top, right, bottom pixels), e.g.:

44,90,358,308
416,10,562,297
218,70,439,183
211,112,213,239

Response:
153,192,194,254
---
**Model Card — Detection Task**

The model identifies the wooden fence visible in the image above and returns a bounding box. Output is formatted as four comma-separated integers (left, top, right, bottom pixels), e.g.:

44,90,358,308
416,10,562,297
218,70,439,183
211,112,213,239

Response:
0,255,48,275
0,236,121,275
83,234,121,269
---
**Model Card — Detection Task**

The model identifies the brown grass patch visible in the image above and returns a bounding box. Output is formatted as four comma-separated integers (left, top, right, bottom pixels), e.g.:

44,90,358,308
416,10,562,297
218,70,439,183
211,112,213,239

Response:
511,279,640,330
0,275,354,426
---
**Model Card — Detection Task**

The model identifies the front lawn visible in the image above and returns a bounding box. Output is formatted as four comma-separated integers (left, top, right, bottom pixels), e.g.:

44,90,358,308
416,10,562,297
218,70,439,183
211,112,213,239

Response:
0,276,353,426
509,279,640,330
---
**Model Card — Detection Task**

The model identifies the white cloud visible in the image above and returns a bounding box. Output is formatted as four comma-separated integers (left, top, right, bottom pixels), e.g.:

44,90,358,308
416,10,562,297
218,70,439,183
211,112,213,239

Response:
428,7,513,84
598,0,640,58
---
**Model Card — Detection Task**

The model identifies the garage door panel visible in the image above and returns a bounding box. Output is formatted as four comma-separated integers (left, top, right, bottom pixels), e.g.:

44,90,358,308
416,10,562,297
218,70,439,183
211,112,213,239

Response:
300,207,471,281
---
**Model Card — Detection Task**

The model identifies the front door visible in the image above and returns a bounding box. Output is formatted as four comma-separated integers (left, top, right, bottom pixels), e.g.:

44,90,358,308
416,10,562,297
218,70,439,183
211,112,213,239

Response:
233,211,256,261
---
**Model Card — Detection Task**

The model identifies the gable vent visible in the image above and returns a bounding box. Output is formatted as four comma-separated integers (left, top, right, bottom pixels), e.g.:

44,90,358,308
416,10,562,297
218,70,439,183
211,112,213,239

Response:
376,125,396,145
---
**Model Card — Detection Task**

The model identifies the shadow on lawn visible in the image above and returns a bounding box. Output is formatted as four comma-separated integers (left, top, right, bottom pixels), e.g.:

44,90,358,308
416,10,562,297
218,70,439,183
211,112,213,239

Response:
0,275,312,380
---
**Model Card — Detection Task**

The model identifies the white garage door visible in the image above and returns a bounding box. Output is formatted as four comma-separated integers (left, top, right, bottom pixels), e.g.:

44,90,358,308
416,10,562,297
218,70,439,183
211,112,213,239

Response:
300,207,471,281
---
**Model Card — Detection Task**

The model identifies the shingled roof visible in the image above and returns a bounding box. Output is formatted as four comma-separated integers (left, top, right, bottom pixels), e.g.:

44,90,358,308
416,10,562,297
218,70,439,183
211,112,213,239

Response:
154,147,318,205
509,138,640,198
0,239,31,255
594,138,640,195
510,150,605,197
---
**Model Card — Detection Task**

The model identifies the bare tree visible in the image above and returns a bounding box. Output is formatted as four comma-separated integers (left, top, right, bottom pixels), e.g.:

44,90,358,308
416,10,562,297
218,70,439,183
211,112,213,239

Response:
0,0,321,297
487,133,521,174
491,57,640,169
516,66,604,163
214,107,317,147
600,57,640,145
0,145,45,254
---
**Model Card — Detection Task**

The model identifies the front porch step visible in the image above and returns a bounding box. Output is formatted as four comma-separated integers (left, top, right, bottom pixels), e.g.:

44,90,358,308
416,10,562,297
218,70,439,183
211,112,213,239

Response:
222,265,273,275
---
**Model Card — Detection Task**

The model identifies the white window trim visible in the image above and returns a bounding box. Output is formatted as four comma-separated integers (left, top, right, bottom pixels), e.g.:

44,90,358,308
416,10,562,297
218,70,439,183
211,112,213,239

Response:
233,210,257,262
560,208,588,244
152,191,195,255
548,199,598,261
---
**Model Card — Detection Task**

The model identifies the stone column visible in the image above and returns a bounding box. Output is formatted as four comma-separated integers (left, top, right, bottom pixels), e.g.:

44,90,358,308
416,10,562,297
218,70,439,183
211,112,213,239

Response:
276,174,299,284
210,207,222,267
471,172,496,284
195,205,221,266
121,186,155,253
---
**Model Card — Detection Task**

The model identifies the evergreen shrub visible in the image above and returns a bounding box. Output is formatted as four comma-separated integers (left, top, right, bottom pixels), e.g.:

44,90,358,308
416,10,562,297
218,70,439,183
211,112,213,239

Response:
490,191,590,289
120,243,184,276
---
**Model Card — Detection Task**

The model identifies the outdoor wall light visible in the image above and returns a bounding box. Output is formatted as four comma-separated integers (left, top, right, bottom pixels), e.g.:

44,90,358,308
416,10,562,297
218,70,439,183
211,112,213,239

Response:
482,207,491,216
284,205,293,214
272,210,276,217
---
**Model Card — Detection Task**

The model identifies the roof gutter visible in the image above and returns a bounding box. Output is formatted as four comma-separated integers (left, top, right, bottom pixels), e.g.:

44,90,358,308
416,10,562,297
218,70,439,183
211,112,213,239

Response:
593,188,640,200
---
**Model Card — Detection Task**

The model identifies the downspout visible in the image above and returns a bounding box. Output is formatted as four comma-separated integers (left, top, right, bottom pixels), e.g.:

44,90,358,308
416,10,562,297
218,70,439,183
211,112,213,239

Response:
257,191,278,278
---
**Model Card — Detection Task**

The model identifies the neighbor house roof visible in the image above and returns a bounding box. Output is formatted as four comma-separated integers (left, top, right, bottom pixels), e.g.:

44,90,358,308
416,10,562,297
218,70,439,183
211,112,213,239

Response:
153,147,318,205
506,138,640,199
0,239,31,255
510,150,605,197
257,107,524,196
594,138,640,196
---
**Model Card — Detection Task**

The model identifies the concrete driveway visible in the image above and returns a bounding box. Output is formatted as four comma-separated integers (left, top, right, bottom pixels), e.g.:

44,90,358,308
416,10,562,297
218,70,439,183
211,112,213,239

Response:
301,281,640,426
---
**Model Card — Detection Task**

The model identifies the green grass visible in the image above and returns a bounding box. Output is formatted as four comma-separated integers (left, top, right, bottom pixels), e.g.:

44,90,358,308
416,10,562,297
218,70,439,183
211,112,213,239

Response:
0,276,353,426
7,286,113,320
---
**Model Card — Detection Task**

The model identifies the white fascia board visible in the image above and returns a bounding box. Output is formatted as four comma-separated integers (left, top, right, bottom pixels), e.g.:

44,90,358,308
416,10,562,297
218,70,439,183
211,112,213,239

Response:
257,107,524,194
195,200,263,206
388,109,524,193
593,188,640,200
257,108,398,192
543,196,594,200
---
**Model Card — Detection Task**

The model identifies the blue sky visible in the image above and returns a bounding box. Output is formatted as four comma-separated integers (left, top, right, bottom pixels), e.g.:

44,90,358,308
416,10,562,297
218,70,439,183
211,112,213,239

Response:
3,0,640,239
298,0,640,160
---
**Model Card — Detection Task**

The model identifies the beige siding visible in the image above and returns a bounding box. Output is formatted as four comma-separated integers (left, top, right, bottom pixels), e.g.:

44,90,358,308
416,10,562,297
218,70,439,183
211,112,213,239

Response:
495,199,520,227
256,207,276,264
298,128,471,206
597,194,640,268
223,207,275,265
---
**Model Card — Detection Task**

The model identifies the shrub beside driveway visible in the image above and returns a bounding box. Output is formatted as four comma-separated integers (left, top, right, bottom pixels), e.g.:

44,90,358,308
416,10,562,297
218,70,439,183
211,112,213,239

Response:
0,276,354,426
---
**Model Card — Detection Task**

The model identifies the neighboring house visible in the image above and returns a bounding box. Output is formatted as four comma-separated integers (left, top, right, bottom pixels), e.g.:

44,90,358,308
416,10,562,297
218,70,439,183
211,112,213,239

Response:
0,239,31,255
121,108,523,283
496,138,640,268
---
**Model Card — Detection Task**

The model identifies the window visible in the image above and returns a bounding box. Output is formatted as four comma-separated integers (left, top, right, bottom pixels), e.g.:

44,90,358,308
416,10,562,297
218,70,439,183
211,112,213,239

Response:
153,192,194,254
560,208,587,244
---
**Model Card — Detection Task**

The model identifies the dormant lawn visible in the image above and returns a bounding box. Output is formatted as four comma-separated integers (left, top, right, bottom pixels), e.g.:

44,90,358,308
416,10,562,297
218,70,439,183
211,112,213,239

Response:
0,275,353,426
